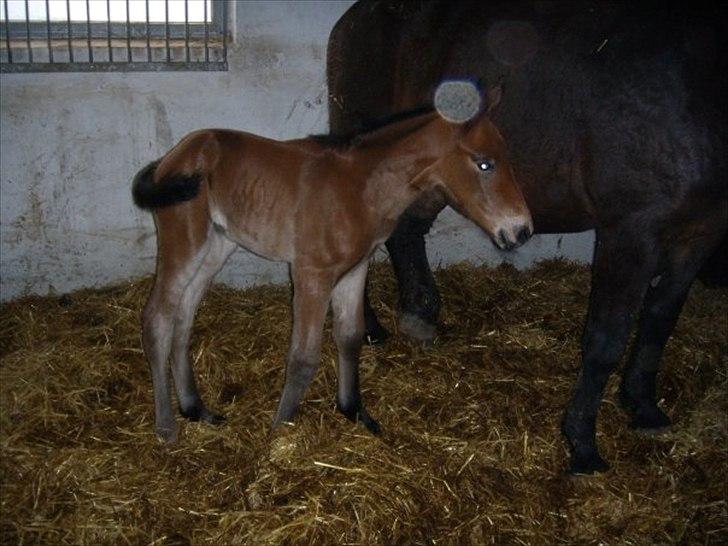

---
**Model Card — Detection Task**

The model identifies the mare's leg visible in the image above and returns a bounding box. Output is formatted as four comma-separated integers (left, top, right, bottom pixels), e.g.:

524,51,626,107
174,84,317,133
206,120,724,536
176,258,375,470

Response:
562,221,658,473
272,266,333,426
620,232,725,430
171,232,237,424
142,212,211,442
385,210,441,343
332,260,380,433
696,233,727,287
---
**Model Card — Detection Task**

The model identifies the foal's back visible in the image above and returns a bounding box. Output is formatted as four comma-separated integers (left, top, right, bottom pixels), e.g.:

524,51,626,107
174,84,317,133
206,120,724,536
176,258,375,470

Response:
154,128,368,263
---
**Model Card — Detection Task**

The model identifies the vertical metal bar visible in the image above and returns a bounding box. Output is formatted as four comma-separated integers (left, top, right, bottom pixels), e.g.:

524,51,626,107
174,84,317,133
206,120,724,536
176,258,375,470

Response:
66,0,73,62
86,0,92,63
45,0,52,62
106,0,112,62
222,0,227,63
4,0,12,63
204,0,208,62
184,0,189,62
165,0,170,62
25,0,33,63
145,0,151,62
125,0,130,62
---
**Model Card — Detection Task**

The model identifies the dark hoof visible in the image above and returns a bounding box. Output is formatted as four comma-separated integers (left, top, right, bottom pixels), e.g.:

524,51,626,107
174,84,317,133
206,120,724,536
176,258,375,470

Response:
337,403,381,435
181,405,226,424
619,392,671,431
569,450,610,475
399,313,436,344
359,410,381,435
364,324,390,345
629,408,671,432
155,424,179,443
202,411,226,425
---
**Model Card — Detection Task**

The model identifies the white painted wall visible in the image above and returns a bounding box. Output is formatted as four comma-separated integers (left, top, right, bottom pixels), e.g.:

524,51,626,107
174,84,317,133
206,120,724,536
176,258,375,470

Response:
0,0,594,302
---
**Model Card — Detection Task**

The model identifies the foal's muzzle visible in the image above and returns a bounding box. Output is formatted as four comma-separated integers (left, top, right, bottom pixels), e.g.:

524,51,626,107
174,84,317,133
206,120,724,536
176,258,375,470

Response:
495,224,533,251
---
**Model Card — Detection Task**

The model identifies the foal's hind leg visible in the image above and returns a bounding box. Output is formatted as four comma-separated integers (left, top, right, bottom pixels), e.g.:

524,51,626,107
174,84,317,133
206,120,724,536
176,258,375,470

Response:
620,232,724,430
143,223,211,442
171,232,236,424
272,266,333,426
332,260,380,433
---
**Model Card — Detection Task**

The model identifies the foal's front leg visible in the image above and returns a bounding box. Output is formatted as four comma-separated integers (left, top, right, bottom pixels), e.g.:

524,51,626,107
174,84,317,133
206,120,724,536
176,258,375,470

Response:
272,266,333,426
332,260,380,433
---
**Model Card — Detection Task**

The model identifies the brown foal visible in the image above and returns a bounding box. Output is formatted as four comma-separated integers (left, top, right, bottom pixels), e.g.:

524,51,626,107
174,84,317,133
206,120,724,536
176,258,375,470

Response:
132,87,533,442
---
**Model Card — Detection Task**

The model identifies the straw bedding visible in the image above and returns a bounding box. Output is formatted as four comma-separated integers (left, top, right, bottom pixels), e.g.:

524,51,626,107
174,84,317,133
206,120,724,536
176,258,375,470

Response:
1,259,726,545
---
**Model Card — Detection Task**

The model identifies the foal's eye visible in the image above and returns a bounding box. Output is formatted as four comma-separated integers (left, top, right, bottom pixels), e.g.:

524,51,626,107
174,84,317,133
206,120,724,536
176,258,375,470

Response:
475,158,495,172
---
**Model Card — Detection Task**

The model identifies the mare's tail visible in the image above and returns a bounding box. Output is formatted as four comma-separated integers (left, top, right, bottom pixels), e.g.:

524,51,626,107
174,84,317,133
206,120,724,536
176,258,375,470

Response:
131,160,203,210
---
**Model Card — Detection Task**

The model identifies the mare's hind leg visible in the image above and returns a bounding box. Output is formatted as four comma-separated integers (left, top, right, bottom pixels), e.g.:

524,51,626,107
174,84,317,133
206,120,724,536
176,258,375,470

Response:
171,232,237,424
272,266,333,426
562,221,658,473
142,217,212,442
332,260,380,433
620,231,725,430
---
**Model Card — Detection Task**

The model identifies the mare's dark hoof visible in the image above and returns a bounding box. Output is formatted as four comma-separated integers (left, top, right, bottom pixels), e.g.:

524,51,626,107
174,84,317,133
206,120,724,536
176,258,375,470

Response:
629,408,671,433
619,392,672,432
364,324,390,345
337,403,381,435
568,450,610,475
399,313,436,344
181,405,226,424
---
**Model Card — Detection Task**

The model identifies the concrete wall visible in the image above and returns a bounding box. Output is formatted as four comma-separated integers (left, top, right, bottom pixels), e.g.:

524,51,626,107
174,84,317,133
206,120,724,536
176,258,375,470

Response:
0,0,594,302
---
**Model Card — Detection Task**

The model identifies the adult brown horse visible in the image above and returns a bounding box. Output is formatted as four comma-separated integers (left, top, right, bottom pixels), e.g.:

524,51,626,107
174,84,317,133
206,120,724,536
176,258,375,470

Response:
132,84,532,443
327,0,728,473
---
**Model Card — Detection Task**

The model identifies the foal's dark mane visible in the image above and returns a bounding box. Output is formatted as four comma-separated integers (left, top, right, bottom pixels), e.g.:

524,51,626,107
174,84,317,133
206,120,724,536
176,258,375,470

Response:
310,106,434,150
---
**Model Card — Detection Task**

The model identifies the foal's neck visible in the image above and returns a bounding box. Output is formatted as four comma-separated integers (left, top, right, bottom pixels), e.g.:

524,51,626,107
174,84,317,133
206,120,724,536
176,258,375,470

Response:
353,114,452,226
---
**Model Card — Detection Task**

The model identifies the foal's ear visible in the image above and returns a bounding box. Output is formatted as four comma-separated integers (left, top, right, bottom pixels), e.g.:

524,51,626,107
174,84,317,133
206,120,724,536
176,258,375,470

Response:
485,84,503,115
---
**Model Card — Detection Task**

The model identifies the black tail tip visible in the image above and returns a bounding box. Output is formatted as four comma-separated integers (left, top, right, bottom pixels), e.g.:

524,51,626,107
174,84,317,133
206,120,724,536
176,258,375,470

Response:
131,160,202,210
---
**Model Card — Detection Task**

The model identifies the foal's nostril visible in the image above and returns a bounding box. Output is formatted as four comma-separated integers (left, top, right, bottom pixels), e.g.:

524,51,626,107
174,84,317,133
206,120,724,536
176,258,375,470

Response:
496,229,515,251
516,225,532,246
496,229,507,249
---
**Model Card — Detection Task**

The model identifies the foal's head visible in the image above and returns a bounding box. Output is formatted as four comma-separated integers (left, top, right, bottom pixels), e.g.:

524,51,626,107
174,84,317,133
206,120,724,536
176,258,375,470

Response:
426,82,533,250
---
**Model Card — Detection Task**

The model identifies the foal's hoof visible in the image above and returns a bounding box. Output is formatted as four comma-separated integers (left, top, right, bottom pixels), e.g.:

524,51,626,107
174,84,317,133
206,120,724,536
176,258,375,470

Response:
202,411,226,425
399,313,436,344
181,405,226,424
364,324,390,345
155,424,179,444
568,450,610,475
359,410,381,435
338,404,381,435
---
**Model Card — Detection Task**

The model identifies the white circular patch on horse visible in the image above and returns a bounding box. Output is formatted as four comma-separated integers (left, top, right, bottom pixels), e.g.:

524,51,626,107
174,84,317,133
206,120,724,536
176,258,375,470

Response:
434,80,482,123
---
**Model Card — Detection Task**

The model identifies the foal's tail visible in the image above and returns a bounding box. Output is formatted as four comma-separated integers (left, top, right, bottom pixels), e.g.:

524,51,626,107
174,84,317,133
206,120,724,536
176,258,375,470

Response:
131,160,203,210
